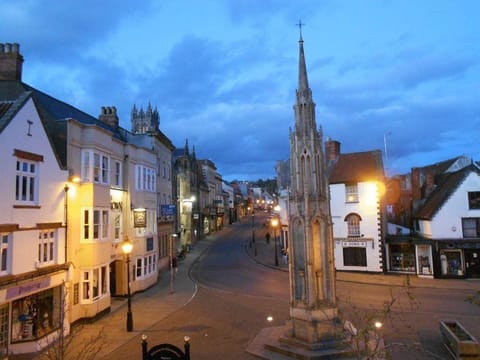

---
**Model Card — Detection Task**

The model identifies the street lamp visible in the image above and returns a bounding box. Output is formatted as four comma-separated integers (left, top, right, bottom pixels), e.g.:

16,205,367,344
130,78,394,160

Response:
271,217,279,266
121,237,134,332
252,211,257,256
170,233,178,294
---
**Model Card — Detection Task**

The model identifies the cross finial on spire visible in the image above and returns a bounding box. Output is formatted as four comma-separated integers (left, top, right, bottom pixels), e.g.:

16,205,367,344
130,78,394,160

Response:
296,20,305,40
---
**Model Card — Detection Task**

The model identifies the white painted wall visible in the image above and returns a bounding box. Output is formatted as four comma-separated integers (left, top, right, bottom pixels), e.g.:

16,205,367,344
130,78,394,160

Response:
330,181,383,272
0,98,68,274
419,172,480,239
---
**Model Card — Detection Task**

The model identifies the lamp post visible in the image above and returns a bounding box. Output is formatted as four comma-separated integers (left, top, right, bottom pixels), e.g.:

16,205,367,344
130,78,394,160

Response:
170,233,178,294
252,211,255,242
271,217,279,266
121,237,134,332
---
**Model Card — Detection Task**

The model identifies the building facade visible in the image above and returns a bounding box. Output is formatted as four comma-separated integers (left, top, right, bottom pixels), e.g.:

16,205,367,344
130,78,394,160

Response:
326,139,386,272
0,45,69,355
130,104,175,270
387,163,480,278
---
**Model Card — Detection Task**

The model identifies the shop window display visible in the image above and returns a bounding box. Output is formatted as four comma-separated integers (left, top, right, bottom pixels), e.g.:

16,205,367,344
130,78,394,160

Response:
11,286,61,342
440,250,464,276
389,244,416,272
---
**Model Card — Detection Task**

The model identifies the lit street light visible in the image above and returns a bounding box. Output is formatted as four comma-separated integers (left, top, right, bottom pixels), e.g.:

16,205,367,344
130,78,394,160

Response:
170,233,178,293
121,237,134,332
271,217,279,266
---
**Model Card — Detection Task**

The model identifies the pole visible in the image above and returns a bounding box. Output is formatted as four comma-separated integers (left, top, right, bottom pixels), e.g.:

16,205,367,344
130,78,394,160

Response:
126,254,133,332
64,184,69,264
170,235,174,294
274,227,279,266
252,212,256,256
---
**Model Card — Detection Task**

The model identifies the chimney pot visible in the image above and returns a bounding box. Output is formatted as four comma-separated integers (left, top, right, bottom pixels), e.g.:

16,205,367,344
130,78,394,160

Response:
0,42,24,80
99,106,119,129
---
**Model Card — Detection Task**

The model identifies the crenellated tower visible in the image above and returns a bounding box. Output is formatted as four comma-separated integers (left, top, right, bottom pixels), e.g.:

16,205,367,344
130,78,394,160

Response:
131,103,160,134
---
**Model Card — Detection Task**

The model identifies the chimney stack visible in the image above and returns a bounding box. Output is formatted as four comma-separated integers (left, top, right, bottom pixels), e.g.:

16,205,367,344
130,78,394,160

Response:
99,106,119,129
325,137,341,163
0,43,24,81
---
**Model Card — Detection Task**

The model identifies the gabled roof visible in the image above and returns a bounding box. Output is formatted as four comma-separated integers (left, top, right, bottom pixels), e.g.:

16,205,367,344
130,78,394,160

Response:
412,155,470,174
0,80,128,168
414,163,480,220
328,150,384,184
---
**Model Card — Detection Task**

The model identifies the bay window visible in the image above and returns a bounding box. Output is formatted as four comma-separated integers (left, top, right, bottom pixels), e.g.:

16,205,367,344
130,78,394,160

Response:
135,253,156,279
81,265,108,302
81,149,110,184
83,208,109,241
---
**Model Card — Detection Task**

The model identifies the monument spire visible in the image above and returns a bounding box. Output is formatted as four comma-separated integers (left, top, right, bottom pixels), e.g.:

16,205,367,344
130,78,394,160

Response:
285,27,345,356
296,20,310,96
248,27,351,359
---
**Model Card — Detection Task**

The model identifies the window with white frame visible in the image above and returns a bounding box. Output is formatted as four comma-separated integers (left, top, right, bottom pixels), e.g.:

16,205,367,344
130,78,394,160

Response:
113,212,122,242
468,192,480,210
82,151,90,182
81,149,110,184
462,218,480,238
113,160,122,187
0,234,9,274
345,183,359,203
135,253,156,279
81,265,108,302
135,165,156,192
346,213,361,238
82,209,109,241
15,159,39,204
38,230,55,265
101,155,109,183
94,153,101,182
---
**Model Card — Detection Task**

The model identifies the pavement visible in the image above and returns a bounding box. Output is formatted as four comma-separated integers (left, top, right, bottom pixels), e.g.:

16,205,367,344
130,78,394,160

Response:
10,219,480,359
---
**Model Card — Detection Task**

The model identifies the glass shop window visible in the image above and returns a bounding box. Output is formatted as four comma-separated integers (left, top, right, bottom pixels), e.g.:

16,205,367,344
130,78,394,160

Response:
11,286,61,342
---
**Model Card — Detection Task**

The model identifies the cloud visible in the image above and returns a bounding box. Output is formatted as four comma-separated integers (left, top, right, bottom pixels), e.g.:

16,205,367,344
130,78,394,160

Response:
1,1,151,61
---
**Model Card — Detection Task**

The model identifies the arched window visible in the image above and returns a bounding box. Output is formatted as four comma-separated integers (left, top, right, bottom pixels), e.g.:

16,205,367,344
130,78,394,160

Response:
345,213,362,238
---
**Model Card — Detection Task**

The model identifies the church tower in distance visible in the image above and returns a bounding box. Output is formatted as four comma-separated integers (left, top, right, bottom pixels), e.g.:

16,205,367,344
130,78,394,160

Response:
131,103,160,134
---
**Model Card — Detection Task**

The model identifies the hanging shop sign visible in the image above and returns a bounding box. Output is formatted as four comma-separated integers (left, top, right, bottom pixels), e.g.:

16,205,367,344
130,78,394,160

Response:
134,209,147,228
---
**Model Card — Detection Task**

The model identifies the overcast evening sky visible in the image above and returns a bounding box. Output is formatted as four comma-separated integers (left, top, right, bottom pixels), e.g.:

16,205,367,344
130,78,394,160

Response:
2,1,479,181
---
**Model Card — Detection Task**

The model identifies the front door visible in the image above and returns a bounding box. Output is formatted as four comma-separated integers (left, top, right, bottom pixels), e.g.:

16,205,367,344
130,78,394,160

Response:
465,250,480,278
109,261,117,295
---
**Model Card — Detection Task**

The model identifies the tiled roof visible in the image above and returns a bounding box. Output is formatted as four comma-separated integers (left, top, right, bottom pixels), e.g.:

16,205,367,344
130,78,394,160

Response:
0,101,13,118
413,155,469,174
329,150,384,184
414,164,480,220
0,80,129,168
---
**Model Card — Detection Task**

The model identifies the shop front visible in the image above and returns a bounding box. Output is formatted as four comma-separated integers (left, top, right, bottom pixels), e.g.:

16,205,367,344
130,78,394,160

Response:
434,240,480,278
386,237,433,276
0,272,68,356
